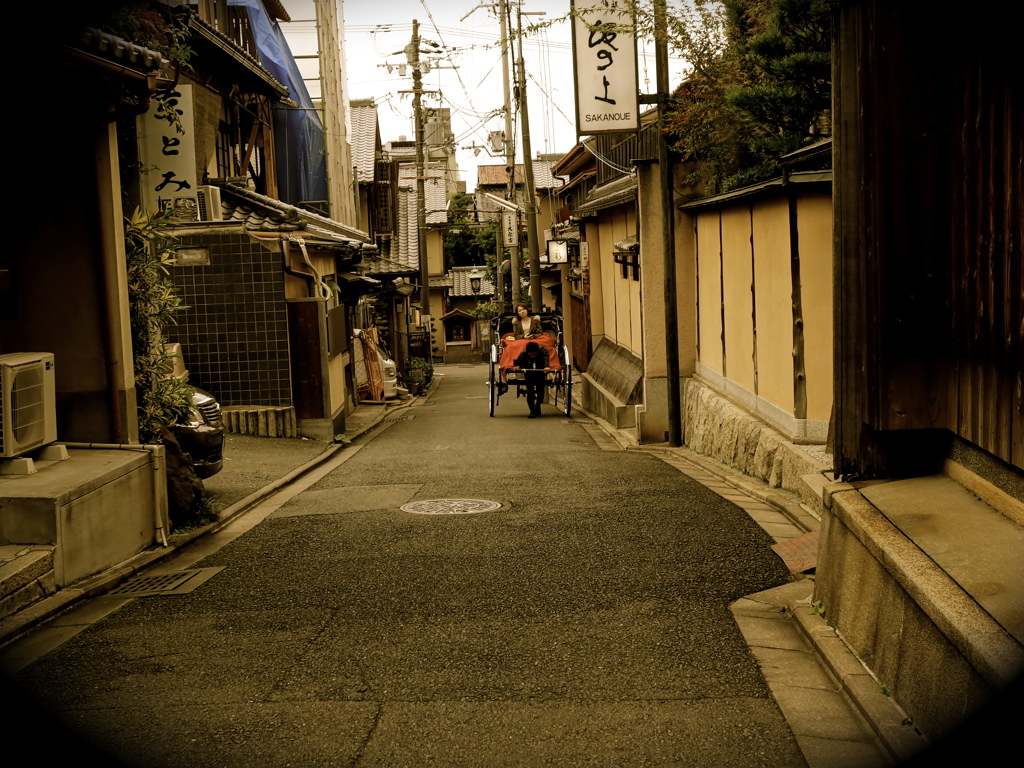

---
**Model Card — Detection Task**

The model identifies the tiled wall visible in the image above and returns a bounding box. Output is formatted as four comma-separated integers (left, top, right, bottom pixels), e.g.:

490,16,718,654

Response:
170,232,291,406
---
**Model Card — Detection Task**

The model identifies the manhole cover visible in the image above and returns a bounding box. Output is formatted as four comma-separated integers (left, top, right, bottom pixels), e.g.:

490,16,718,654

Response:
400,499,502,515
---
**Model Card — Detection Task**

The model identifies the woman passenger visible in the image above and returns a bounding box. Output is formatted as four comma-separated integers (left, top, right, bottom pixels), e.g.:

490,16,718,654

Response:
512,302,542,339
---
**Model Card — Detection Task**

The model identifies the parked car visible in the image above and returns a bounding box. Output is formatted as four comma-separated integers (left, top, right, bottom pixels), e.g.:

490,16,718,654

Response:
172,386,225,479
164,343,225,478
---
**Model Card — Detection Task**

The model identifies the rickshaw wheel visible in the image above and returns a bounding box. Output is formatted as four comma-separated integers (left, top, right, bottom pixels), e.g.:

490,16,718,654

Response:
488,354,496,416
563,359,573,417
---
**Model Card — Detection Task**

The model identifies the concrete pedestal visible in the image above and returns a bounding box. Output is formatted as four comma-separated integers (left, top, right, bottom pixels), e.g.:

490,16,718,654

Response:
0,449,158,587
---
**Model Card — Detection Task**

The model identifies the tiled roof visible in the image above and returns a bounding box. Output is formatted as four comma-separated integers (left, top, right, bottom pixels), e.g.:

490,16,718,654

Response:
531,159,563,190
216,183,372,248
393,187,418,269
575,174,637,215
449,266,494,297
477,164,520,187
350,101,379,184
389,164,449,269
80,28,169,71
429,274,452,288
476,161,564,190
397,166,448,225
358,255,417,276
428,267,494,297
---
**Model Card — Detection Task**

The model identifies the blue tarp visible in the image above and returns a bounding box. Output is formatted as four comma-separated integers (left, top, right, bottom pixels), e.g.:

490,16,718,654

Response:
228,0,327,205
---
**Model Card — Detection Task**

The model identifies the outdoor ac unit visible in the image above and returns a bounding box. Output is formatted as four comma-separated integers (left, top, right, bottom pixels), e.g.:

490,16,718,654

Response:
197,185,223,221
0,352,57,459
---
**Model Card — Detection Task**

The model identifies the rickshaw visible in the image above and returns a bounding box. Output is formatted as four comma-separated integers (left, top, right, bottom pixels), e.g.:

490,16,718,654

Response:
487,312,573,417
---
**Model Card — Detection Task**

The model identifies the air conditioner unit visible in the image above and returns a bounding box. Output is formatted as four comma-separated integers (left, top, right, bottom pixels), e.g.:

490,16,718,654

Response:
0,352,57,459
196,185,223,222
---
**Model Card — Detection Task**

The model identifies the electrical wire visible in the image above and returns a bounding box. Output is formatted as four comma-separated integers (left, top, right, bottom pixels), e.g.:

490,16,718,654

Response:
582,137,636,176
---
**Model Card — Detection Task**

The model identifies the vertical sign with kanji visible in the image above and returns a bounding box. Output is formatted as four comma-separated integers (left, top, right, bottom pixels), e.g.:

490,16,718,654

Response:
580,241,591,296
137,84,199,220
501,210,519,248
571,0,639,135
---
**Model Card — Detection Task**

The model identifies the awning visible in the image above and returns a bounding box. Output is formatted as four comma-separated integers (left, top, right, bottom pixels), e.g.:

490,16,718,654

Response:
330,272,381,298
337,272,380,286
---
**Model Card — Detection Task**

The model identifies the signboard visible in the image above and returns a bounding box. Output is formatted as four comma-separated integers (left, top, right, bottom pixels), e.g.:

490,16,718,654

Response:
545,239,569,264
501,210,519,248
571,0,639,135
137,84,199,220
580,241,591,296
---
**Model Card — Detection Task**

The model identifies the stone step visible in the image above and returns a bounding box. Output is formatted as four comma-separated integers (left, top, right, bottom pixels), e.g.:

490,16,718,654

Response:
0,547,56,621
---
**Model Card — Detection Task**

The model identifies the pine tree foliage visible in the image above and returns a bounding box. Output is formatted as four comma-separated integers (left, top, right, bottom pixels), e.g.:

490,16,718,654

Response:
664,0,831,194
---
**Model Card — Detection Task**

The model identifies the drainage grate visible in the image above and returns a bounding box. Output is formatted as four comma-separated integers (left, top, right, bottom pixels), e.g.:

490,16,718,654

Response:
400,499,502,515
383,413,415,423
109,567,225,597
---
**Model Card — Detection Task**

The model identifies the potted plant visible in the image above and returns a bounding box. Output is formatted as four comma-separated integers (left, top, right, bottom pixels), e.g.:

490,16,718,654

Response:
405,357,432,394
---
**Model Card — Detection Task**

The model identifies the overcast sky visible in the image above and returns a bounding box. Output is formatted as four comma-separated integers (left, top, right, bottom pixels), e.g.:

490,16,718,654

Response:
281,0,686,191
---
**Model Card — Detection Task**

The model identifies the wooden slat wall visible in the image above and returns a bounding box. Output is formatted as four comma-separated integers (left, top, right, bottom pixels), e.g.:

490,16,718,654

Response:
833,1,1022,477
948,54,1023,468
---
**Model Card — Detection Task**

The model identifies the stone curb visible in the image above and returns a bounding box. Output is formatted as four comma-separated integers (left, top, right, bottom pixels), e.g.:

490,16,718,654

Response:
789,589,930,765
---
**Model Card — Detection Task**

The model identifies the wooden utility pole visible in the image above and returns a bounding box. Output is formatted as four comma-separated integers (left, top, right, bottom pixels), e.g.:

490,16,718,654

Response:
515,4,544,312
655,1,681,446
411,20,431,327
497,0,521,309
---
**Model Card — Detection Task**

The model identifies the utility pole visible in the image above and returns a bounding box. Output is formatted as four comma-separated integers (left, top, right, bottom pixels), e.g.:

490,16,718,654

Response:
410,20,431,328
497,0,521,309
515,4,545,312
655,1,681,446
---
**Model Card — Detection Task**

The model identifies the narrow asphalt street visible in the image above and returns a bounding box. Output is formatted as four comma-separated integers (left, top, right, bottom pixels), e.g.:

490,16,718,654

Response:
5,363,805,767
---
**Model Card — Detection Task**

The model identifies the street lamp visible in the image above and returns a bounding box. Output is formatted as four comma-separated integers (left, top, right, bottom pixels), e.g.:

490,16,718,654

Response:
469,268,482,295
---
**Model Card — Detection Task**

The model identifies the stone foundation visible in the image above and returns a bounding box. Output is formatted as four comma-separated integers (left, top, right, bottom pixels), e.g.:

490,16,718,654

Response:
681,377,830,496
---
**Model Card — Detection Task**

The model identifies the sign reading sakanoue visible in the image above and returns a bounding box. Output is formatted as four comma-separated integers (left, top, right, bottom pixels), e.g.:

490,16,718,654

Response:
571,0,639,135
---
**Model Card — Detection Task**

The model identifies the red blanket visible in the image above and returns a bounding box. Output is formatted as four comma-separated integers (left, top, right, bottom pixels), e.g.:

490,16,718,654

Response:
499,334,561,373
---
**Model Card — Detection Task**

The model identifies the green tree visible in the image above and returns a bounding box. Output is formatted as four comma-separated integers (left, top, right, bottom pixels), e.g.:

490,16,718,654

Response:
724,0,831,160
663,0,831,193
444,192,480,270
124,208,193,444
444,192,500,273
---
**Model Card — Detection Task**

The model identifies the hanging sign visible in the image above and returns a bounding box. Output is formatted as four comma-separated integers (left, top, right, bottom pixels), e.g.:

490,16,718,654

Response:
571,0,639,135
501,210,519,248
137,84,199,220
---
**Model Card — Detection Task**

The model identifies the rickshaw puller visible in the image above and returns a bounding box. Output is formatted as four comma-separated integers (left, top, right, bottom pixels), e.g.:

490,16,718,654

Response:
512,341,549,418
